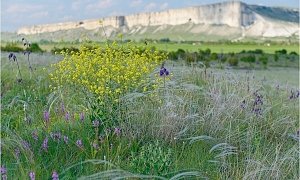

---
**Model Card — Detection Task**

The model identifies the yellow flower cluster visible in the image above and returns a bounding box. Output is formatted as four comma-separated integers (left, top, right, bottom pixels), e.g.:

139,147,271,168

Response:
50,41,167,102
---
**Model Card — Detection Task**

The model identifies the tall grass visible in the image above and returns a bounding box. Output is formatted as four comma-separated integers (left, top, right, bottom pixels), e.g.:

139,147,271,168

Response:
1,52,299,179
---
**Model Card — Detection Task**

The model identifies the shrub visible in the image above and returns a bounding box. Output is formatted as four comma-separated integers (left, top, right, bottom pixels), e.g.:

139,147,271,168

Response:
220,56,227,63
274,54,279,62
228,56,239,66
51,47,80,54
159,38,170,43
129,141,173,175
289,51,298,56
275,49,287,55
50,41,167,122
259,55,268,68
241,55,256,67
28,43,44,53
210,52,218,60
204,48,211,56
185,52,197,65
1,43,23,52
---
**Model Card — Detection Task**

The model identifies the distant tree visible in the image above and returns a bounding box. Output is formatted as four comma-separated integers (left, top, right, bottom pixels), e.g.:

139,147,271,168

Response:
210,52,218,61
176,49,185,60
241,55,256,68
204,48,211,56
228,56,238,66
28,43,44,53
185,52,197,65
220,56,227,63
274,54,279,62
275,49,287,55
259,55,268,69
289,51,298,56
1,42,23,52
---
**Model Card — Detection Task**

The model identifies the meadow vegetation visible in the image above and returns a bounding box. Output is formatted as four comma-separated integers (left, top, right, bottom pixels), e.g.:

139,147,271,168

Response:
1,39,299,179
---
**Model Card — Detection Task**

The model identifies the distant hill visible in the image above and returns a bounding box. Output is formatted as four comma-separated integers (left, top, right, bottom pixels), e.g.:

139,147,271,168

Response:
3,1,299,42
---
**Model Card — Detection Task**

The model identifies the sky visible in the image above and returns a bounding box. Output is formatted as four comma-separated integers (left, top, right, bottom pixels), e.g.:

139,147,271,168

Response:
1,0,299,32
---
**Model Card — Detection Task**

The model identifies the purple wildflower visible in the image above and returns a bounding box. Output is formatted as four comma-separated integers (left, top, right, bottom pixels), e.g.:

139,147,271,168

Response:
252,92,263,116
240,100,246,109
98,136,104,143
76,139,83,148
32,130,38,141
29,171,35,180
43,111,50,123
50,132,61,141
42,138,48,152
21,140,31,150
290,90,300,99
65,112,70,121
52,171,59,180
63,136,69,144
61,103,65,113
92,142,99,150
159,67,169,77
80,112,84,122
92,120,100,128
15,148,20,159
114,127,121,136
1,166,7,175
1,166,7,180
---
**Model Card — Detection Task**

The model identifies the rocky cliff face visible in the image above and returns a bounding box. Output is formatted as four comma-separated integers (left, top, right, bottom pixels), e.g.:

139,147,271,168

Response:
18,1,255,34
17,1,299,38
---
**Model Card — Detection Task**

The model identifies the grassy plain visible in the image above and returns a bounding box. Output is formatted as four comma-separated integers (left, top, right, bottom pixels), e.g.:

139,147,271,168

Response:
2,41,299,54
1,46,299,180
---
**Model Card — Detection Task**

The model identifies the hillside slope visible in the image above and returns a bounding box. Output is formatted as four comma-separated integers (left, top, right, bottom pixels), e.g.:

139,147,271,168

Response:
8,1,300,41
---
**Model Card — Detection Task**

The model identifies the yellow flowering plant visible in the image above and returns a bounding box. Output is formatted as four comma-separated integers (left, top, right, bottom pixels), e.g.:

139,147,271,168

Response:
50,41,167,125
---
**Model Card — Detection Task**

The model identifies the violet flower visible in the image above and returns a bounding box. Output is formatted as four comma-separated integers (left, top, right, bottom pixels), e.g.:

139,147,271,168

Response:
76,139,83,148
92,142,99,150
32,130,38,141
1,166,6,174
15,148,20,159
50,132,61,141
63,136,69,144
114,127,121,136
80,112,84,122
42,138,48,151
61,103,65,113
240,100,246,109
29,171,35,180
65,112,70,121
52,171,59,180
43,111,50,123
21,140,31,150
92,120,100,128
159,67,169,77
1,166,7,180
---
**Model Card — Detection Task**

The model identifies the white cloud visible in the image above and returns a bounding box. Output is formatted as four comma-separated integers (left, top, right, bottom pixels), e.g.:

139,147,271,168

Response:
5,4,44,14
144,2,157,11
29,11,49,19
60,15,73,22
71,0,85,10
86,0,113,11
160,2,169,10
130,0,143,7
109,11,124,16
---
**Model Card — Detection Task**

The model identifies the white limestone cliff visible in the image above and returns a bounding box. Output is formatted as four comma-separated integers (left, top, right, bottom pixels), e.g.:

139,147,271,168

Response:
16,1,299,38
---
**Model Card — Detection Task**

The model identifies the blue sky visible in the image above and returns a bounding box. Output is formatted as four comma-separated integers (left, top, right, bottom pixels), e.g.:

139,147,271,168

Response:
1,0,299,32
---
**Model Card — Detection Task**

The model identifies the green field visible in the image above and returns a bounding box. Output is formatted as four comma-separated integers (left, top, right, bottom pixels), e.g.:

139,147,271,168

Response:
2,41,299,54
1,43,299,179
151,42,299,54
